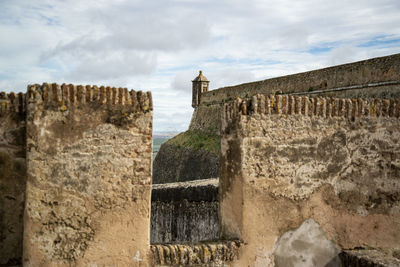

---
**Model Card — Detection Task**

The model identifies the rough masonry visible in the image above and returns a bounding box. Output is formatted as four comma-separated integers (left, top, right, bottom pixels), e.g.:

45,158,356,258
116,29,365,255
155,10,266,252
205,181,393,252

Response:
219,94,400,266
0,92,26,266
23,83,153,266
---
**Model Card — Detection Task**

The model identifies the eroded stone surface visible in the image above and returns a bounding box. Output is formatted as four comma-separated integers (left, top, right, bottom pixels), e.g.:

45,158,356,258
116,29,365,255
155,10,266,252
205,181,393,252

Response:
23,84,153,266
0,106,26,266
219,95,400,266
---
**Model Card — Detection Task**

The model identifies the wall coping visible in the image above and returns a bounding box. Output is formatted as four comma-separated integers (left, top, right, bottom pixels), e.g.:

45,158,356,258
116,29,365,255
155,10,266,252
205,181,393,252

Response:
152,178,218,202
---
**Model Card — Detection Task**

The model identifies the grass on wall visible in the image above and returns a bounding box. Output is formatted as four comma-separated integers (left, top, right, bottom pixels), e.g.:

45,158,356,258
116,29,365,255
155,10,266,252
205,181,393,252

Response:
165,130,220,154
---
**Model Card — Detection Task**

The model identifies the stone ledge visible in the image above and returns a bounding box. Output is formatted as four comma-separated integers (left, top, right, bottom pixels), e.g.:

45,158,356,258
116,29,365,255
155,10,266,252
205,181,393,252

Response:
151,241,240,266
152,178,218,202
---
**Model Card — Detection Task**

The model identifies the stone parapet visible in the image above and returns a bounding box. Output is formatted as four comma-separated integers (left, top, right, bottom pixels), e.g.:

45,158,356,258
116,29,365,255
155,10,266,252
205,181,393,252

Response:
219,93,400,266
224,95,400,120
202,53,400,104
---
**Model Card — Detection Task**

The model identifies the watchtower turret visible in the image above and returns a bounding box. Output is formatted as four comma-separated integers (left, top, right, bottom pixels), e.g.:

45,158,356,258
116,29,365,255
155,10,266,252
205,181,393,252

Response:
192,70,209,108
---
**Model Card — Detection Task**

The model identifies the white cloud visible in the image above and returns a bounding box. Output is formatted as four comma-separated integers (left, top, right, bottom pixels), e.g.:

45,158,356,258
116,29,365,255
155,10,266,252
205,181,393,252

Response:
329,46,364,65
171,71,198,93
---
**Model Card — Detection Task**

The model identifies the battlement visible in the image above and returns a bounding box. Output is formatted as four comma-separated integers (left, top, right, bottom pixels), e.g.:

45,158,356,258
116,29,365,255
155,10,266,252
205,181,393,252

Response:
190,54,400,135
202,53,400,104
0,91,26,116
27,83,153,112
224,95,400,124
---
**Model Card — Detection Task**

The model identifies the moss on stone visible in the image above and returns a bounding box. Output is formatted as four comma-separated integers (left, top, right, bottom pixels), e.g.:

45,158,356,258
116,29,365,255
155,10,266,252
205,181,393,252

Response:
165,131,219,154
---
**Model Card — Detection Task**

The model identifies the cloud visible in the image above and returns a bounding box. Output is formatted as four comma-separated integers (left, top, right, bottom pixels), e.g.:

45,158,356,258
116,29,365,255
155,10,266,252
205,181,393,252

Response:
279,27,310,49
39,0,211,82
171,71,197,93
329,46,364,65
66,52,158,82
207,69,256,89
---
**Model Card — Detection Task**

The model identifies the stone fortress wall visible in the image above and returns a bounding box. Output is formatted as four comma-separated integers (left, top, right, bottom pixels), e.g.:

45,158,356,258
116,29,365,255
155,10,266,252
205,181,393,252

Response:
219,94,400,266
0,83,154,266
0,92,26,266
189,53,400,135
151,88,400,265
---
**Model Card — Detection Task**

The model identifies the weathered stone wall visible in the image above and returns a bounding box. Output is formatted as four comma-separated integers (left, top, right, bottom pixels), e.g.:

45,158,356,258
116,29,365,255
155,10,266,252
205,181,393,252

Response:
151,179,219,244
0,92,26,266
23,84,153,266
220,95,400,266
189,104,221,135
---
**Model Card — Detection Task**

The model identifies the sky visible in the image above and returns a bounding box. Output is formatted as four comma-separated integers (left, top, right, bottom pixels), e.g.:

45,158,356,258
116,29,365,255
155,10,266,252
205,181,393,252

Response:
1,0,400,133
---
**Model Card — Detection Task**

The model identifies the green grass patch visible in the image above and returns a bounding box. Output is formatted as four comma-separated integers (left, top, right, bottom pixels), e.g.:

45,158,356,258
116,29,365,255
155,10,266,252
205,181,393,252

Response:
153,137,171,152
165,131,219,154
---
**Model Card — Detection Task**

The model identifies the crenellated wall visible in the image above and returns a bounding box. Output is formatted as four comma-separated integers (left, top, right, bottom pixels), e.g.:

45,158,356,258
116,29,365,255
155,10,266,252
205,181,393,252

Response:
202,53,400,104
190,53,400,135
22,83,153,266
0,92,26,266
220,94,400,266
